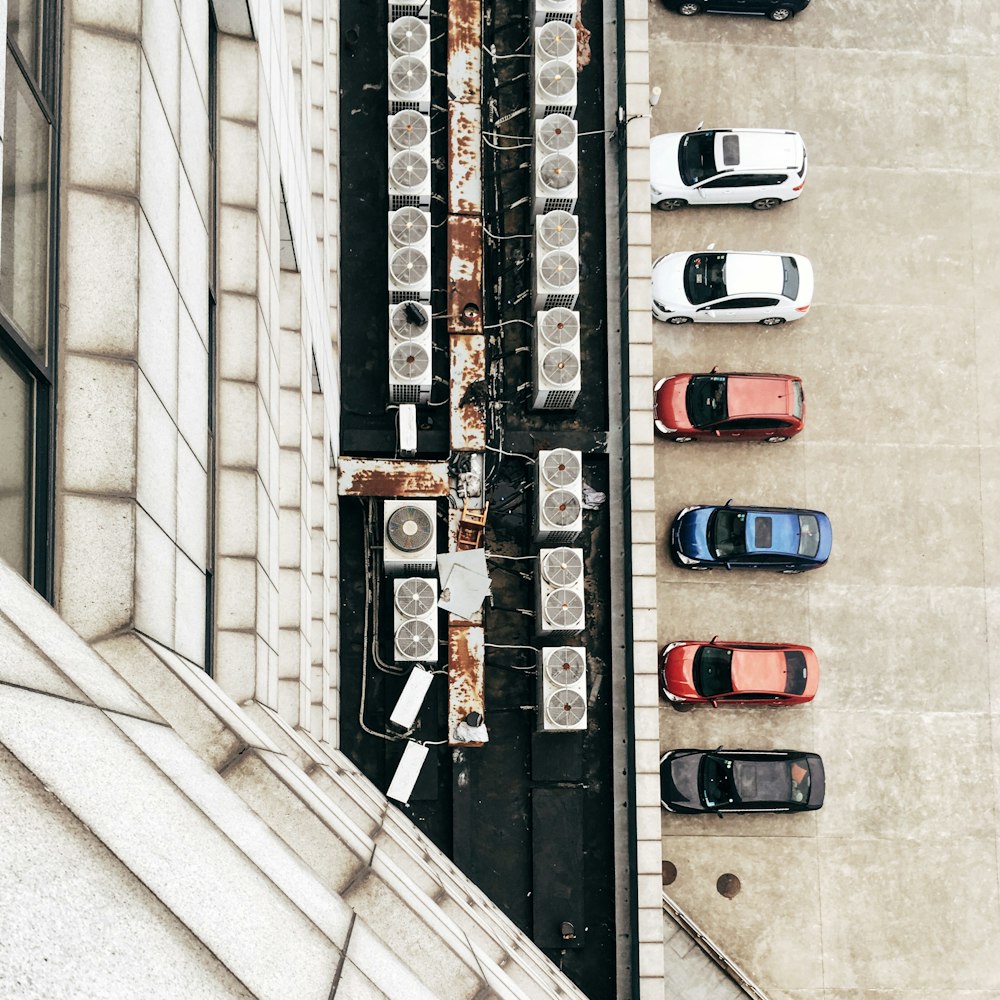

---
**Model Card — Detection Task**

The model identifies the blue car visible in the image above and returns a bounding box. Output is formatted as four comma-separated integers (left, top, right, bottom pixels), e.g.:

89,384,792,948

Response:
670,501,831,572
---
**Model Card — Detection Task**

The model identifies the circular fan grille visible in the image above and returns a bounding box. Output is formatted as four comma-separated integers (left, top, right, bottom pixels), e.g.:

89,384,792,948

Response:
536,60,576,100
389,109,429,150
389,55,428,96
537,113,577,152
542,490,581,527
390,341,430,380
541,449,581,488
395,619,436,659
538,20,576,59
388,16,429,55
544,646,585,685
541,547,583,586
389,206,429,247
545,688,586,727
387,504,434,551
389,247,429,288
538,153,577,193
541,347,580,385
538,210,578,250
538,250,578,289
394,577,436,617
390,301,430,342
544,587,584,629
540,307,579,346
389,149,429,192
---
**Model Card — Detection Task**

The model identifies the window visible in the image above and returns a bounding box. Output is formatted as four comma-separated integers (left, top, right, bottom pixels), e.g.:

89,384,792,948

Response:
693,645,733,697
2,1,59,596
781,255,800,299
720,417,790,430
683,253,727,305
685,374,728,427
677,131,717,185
716,297,780,310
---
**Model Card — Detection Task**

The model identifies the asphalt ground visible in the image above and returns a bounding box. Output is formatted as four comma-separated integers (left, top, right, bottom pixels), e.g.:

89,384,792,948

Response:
648,2,1000,997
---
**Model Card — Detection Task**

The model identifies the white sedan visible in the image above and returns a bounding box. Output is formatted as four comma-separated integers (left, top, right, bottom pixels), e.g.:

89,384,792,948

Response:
650,128,807,211
652,250,814,326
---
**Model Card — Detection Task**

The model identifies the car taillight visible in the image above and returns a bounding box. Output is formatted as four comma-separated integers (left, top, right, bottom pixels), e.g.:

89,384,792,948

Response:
792,179,805,191
796,305,810,313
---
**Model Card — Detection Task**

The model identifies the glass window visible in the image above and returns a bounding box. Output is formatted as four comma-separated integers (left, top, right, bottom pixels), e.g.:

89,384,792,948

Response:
709,508,748,558
693,646,733,697
718,297,780,310
784,650,808,694
1,46,51,356
6,0,40,79
677,131,717,186
685,374,728,427
683,253,727,305
781,255,800,300
797,514,821,558
0,349,32,575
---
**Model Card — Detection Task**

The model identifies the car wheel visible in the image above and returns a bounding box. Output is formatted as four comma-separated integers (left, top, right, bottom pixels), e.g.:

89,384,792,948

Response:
655,198,688,211
765,435,788,443
667,316,693,325
759,316,786,326
768,6,794,19
677,2,702,14
751,197,782,210
672,436,694,443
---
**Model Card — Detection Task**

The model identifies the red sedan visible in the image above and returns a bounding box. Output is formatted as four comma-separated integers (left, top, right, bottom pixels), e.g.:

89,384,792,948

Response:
654,370,804,442
660,639,819,706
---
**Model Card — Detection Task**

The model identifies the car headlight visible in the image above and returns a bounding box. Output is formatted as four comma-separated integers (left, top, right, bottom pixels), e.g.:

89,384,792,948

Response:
654,420,676,435
675,550,699,565
653,300,671,314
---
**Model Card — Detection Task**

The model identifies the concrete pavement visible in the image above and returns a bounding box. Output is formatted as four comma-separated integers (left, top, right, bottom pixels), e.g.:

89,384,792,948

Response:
648,1,1000,996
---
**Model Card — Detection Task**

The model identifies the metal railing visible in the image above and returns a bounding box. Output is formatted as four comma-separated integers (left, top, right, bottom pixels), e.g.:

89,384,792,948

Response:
661,892,773,1000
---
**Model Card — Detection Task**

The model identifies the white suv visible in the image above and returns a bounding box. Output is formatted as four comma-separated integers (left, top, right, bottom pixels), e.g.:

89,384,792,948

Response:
650,128,807,211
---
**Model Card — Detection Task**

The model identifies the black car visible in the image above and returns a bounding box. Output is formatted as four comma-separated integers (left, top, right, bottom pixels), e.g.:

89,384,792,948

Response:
660,749,825,814
664,0,810,21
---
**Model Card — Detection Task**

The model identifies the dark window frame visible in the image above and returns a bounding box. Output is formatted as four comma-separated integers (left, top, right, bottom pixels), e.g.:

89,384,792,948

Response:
2,1,61,598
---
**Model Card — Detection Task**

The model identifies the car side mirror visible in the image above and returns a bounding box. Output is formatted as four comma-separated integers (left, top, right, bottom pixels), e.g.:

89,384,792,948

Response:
725,563,733,571
716,811,725,820
723,498,732,507
711,699,719,708
710,634,719,645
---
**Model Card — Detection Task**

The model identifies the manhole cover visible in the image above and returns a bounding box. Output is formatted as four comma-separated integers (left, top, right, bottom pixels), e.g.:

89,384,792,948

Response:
662,861,677,885
716,873,741,899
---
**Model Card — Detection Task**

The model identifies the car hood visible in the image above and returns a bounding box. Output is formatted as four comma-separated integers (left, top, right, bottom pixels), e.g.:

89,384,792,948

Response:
673,507,714,561
651,253,689,309
649,133,684,193
663,753,702,809
655,376,693,431
663,644,700,698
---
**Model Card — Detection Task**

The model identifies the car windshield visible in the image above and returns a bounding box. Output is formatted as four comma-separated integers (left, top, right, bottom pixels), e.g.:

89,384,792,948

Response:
782,256,800,299
678,130,717,185
684,253,727,305
789,759,811,804
693,646,733,697
709,508,747,559
791,379,804,419
686,375,728,427
700,756,739,809
784,650,808,694
797,514,821,558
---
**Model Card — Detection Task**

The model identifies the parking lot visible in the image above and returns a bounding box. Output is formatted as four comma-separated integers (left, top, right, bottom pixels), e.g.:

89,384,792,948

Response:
649,1,1000,995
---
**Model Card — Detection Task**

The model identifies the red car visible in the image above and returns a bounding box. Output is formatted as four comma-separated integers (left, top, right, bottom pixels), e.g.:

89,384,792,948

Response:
654,370,804,442
660,639,819,706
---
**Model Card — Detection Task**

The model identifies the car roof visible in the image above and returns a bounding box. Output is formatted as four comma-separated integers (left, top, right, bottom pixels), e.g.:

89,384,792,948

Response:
722,253,785,296
745,509,804,556
724,375,797,419
716,129,804,173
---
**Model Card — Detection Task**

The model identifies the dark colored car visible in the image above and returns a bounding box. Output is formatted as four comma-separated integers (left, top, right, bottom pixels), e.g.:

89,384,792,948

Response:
660,639,819,705
664,0,810,21
654,370,805,442
670,501,831,572
660,748,825,813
